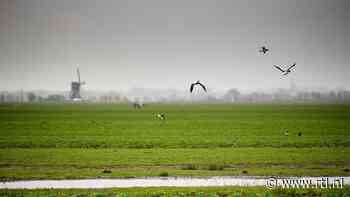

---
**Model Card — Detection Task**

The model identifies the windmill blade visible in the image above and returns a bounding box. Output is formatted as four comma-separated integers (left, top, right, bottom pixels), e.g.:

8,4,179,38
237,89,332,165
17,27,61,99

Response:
77,68,81,84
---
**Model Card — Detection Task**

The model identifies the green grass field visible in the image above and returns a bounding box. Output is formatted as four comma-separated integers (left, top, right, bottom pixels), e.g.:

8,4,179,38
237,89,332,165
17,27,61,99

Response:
0,103,349,180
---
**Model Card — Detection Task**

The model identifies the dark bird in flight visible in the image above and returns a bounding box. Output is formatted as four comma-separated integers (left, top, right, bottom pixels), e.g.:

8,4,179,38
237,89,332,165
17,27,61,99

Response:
274,63,296,76
259,46,269,54
190,81,207,93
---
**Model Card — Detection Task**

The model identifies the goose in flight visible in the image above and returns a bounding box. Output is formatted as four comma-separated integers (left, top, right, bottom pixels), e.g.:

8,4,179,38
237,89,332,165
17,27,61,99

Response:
259,46,269,54
190,81,207,93
274,63,296,75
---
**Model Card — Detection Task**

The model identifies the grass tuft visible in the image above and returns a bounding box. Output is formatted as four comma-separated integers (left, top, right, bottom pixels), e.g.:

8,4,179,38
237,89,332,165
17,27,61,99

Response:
102,169,112,174
181,164,197,170
159,172,169,177
208,164,224,171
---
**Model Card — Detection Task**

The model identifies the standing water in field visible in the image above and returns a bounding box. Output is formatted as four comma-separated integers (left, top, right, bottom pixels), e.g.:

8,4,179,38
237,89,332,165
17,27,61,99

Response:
1,176,349,189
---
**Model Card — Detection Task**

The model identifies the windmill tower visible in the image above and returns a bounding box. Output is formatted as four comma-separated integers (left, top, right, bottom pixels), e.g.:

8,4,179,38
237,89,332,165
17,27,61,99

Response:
70,68,86,101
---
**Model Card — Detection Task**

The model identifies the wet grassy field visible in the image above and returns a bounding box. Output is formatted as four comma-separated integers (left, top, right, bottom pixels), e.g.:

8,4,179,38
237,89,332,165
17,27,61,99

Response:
0,103,349,180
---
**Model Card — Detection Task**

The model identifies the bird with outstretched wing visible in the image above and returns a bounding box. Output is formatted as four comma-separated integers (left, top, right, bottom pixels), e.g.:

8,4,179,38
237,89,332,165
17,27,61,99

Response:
198,82,207,92
274,65,285,73
287,63,296,71
274,63,296,76
190,81,207,93
190,83,195,93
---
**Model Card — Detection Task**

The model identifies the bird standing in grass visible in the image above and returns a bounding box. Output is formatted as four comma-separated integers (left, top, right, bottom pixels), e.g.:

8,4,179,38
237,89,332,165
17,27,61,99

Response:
157,113,166,120
133,102,142,109
284,130,289,136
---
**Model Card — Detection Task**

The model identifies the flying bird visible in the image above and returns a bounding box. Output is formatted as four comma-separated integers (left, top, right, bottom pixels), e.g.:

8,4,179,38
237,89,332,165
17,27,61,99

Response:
274,63,296,76
190,81,207,93
259,46,269,54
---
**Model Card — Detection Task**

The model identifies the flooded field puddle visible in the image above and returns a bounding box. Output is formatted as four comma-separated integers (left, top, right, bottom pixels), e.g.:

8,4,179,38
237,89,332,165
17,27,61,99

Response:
1,176,349,189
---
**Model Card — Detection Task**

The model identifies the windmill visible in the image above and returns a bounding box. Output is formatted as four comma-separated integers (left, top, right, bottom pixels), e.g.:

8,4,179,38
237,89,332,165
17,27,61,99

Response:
70,68,86,101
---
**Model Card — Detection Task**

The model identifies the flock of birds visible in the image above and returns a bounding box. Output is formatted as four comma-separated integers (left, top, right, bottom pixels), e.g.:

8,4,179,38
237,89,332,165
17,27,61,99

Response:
185,46,300,136
136,45,298,128
188,45,297,94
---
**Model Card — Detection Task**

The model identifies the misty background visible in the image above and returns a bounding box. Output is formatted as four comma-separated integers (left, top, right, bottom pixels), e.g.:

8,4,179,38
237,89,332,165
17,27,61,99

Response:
0,0,349,102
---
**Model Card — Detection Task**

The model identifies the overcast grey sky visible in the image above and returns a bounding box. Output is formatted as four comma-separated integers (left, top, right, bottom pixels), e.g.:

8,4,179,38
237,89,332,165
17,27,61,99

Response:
0,0,348,91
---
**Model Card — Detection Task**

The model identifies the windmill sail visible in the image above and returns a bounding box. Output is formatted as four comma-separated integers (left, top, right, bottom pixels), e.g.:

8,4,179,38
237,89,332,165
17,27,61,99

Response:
77,68,81,84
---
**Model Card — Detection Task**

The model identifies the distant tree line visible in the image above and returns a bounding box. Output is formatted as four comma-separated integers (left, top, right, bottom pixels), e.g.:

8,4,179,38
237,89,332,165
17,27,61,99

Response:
0,89,350,103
